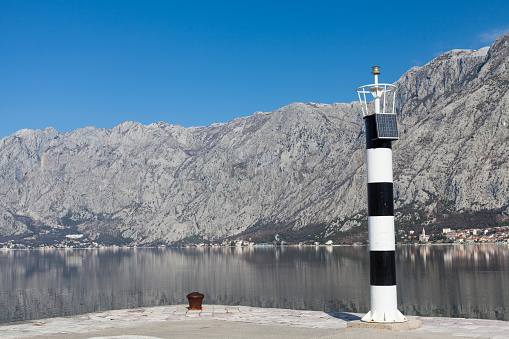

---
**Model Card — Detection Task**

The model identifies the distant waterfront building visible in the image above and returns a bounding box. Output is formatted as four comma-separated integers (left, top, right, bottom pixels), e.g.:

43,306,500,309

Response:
65,234,84,239
442,228,452,234
419,228,429,242
445,232,460,240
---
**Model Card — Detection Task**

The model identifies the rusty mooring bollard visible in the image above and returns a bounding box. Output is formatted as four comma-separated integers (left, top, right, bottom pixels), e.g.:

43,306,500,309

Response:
186,292,204,310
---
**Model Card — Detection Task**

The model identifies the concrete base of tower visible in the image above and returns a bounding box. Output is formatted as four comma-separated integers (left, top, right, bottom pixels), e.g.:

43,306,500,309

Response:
361,285,407,323
361,309,408,323
347,319,422,331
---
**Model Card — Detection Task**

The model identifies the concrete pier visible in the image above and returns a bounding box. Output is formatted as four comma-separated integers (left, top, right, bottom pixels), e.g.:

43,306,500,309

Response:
1,305,509,338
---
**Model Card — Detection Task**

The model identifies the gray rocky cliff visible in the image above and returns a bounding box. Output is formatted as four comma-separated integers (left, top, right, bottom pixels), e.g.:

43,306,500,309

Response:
393,35,509,225
1,34,508,245
0,103,366,244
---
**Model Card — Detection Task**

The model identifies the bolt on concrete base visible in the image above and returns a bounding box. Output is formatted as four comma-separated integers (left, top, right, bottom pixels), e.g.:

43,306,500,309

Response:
347,319,422,331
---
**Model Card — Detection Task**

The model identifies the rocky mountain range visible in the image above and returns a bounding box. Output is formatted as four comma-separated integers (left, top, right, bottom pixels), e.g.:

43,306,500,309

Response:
1,33,508,245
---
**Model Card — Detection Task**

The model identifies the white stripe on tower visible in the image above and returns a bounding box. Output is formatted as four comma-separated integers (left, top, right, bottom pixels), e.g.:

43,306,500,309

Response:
366,148,393,183
368,216,395,251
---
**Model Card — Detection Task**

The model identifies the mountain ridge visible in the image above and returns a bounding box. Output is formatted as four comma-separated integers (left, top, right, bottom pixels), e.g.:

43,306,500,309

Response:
1,34,508,245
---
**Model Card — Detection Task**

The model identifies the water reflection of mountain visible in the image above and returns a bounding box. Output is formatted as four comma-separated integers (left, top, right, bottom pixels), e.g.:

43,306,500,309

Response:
0,245,507,323
398,244,509,320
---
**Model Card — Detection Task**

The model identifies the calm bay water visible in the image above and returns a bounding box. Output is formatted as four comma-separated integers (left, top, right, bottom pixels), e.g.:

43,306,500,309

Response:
0,244,508,323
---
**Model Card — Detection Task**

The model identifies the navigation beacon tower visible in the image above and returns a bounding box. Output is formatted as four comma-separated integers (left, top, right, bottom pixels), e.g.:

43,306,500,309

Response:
355,66,407,323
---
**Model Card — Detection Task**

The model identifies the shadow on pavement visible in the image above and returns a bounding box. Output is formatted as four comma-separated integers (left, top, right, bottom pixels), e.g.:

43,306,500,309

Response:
326,312,362,321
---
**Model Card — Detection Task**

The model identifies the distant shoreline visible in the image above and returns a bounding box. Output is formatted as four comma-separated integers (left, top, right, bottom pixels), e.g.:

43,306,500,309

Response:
1,241,508,251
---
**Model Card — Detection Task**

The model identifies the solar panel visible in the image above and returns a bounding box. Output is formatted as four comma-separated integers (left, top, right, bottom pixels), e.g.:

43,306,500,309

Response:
374,113,399,140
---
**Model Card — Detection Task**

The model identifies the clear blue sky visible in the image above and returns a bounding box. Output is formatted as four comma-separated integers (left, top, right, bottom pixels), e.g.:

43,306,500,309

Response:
1,0,508,139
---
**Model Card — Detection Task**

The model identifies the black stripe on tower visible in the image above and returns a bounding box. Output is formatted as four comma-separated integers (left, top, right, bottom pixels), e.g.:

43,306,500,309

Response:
370,251,396,285
367,183,394,216
364,114,392,149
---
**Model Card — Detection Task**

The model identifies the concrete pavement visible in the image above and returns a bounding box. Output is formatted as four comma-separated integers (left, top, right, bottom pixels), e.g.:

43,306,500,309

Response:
1,304,509,338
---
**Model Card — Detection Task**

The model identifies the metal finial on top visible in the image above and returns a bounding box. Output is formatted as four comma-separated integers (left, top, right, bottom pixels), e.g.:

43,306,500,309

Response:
355,67,396,117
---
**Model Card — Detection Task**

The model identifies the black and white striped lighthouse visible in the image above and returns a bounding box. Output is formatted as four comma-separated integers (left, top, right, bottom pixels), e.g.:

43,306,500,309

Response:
356,66,406,323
